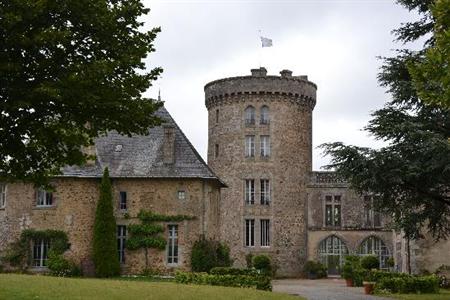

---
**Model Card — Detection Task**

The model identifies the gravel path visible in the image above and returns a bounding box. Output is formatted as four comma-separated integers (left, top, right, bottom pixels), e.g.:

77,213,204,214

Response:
273,278,392,300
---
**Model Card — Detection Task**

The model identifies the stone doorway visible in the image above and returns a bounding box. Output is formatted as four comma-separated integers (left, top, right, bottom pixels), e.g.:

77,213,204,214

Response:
319,235,348,275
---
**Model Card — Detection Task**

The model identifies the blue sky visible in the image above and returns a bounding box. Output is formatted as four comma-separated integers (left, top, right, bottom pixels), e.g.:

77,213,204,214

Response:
142,0,420,169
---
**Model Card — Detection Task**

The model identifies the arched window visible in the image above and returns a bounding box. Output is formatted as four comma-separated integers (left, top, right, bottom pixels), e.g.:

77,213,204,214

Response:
244,106,255,125
318,235,348,275
357,236,390,270
260,106,269,124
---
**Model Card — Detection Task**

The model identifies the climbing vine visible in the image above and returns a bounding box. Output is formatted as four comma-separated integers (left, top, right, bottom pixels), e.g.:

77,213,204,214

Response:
126,210,195,270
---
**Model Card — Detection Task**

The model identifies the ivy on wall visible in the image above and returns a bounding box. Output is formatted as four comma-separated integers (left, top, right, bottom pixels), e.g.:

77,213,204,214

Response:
126,210,195,270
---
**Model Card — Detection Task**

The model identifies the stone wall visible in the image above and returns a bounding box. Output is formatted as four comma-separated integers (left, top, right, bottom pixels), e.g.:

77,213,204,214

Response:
206,68,316,277
0,177,221,274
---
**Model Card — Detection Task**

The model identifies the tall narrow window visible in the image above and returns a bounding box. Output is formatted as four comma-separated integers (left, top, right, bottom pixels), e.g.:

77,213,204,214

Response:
215,109,219,124
245,179,255,205
119,191,127,210
0,184,6,208
260,219,270,247
33,239,50,267
245,219,255,247
37,189,53,207
215,144,219,158
245,135,255,157
364,196,381,227
117,225,127,264
167,225,179,264
260,106,269,124
245,106,255,125
260,179,270,205
325,195,341,227
260,135,270,157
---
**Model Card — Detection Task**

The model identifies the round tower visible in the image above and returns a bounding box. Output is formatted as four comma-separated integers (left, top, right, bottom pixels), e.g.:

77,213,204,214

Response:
205,67,317,276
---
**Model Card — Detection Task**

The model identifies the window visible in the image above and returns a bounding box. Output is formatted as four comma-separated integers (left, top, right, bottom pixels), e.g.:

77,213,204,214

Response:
358,236,390,270
325,195,341,227
260,219,270,247
260,106,269,124
115,144,123,152
364,196,381,227
37,189,53,207
33,239,50,267
215,144,219,158
215,109,219,124
318,235,348,275
245,219,255,247
0,184,6,208
119,191,127,210
245,106,255,125
245,179,255,205
117,225,127,264
167,225,178,264
177,190,186,200
260,135,270,157
260,179,270,205
245,135,255,157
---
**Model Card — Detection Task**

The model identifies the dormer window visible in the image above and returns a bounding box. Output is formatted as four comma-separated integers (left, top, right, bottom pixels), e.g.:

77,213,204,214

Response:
244,106,255,125
115,144,123,152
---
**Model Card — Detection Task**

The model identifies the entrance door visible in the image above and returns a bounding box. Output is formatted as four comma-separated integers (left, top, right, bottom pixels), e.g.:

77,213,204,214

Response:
327,255,340,275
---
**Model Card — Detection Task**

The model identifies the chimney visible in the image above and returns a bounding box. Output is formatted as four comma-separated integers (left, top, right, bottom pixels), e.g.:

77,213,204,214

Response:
251,67,267,77
280,69,293,78
163,125,175,164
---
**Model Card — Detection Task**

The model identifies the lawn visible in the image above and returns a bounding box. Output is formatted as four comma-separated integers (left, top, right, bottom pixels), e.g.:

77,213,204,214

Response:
0,274,302,300
384,289,450,300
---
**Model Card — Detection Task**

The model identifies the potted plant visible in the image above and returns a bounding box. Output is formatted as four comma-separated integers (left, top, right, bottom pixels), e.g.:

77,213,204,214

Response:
342,262,354,286
304,261,327,280
363,271,375,295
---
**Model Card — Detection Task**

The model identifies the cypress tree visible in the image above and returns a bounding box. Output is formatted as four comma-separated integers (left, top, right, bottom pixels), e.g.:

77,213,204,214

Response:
93,167,120,277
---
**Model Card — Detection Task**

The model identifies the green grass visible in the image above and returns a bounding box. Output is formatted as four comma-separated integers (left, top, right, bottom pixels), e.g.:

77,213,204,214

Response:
0,274,302,300
383,289,450,300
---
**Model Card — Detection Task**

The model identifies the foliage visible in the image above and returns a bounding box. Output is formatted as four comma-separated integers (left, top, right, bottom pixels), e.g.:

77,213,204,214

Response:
210,267,258,276
190,238,232,273
321,0,450,240
126,210,195,269
2,229,69,270
93,168,120,277
375,275,440,294
246,253,254,268
369,270,411,283
175,271,272,291
408,0,450,109
342,256,365,286
387,257,395,268
361,255,380,270
252,255,272,276
47,252,81,277
0,0,163,187
303,261,327,279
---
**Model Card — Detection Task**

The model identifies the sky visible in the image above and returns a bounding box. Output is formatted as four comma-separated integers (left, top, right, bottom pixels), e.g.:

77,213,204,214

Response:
141,0,420,170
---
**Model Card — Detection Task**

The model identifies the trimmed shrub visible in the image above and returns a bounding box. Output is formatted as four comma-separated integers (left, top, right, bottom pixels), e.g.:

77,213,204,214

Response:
93,168,120,277
375,275,439,294
245,253,254,269
252,255,272,276
303,261,327,279
175,271,272,291
210,267,257,276
47,252,81,277
342,255,364,286
361,255,379,270
191,238,231,273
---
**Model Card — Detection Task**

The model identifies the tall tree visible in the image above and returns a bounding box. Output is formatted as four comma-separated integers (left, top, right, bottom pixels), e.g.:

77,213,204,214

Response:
93,168,120,277
322,0,450,240
0,0,162,187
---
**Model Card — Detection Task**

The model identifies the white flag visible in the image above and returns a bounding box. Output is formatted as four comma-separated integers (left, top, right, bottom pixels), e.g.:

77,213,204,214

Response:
260,36,273,47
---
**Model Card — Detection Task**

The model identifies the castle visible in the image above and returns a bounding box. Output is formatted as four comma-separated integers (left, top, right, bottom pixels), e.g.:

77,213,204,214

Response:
0,68,448,276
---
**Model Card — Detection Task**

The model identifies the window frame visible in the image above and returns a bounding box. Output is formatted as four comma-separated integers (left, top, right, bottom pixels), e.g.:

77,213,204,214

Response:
177,190,186,201
167,224,179,265
260,135,270,158
119,191,127,210
260,179,271,205
244,106,256,125
260,219,271,247
244,219,255,247
117,225,127,264
33,238,50,267
245,135,255,158
244,179,255,205
324,195,342,227
36,188,53,207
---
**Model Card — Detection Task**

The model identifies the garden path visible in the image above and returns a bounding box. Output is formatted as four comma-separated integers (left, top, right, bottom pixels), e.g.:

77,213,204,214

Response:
273,278,392,300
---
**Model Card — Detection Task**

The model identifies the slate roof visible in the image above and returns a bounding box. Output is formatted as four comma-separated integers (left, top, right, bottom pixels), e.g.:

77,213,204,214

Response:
61,106,224,186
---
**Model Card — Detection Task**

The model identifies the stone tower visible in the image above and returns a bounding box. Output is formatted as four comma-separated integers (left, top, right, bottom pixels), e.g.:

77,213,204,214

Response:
205,67,317,276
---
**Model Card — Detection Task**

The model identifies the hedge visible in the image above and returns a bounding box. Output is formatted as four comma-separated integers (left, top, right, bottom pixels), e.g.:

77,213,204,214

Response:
209,267,258,276
175,271,272,291
375,275,440,294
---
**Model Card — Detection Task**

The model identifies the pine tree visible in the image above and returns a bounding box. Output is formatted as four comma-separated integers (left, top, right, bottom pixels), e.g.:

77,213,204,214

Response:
93,168,120,277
